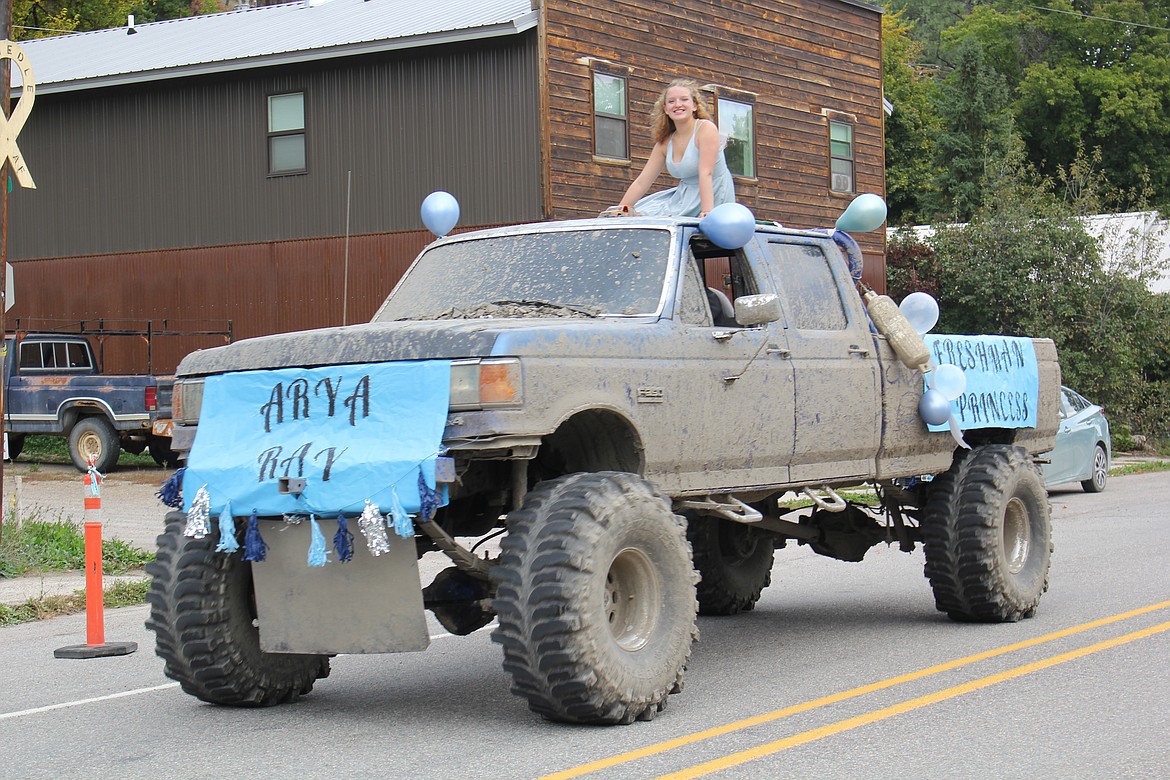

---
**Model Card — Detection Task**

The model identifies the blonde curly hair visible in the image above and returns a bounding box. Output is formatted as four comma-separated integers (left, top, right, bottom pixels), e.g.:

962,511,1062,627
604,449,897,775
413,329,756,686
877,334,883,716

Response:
649,79,714,144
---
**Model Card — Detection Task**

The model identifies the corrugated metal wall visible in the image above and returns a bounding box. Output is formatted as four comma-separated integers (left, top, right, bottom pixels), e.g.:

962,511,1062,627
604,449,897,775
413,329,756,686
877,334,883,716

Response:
8,33,542,259
7,228,468,374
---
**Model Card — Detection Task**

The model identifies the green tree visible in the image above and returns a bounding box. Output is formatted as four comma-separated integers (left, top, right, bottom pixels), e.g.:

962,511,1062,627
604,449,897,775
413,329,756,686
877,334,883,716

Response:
14,0,130,38
926,37,1016,221
939,1,1170,213
14,0,228,38
883,0,978,63
917,147,1170,439
883,9,942,225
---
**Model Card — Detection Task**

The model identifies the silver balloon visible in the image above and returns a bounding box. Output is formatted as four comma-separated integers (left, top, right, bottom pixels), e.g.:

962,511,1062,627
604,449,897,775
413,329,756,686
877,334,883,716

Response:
919,388,951,426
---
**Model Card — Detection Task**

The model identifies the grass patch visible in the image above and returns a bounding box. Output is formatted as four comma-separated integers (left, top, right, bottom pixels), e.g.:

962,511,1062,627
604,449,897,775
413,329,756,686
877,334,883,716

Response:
0,579,150,627
777,488,881,510
0,512,154,578
16,434,159,468
1,515,154,626
1109,460,1170,477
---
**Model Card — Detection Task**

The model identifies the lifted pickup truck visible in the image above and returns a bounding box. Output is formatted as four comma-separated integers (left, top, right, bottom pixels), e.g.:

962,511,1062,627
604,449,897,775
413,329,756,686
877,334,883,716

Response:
3,331,175,472
147,213,1060,724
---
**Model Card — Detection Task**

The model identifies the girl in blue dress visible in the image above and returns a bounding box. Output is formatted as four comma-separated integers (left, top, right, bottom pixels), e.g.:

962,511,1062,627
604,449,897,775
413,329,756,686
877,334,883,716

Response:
617,79,736,218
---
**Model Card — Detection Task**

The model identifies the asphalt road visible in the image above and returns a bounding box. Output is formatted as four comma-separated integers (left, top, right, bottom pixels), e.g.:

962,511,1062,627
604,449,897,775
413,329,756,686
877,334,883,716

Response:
1,472,1167,780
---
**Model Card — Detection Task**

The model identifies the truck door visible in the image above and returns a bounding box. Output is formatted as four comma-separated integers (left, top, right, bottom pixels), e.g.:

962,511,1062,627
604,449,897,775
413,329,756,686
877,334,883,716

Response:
762,237,880,483
660,233,795,492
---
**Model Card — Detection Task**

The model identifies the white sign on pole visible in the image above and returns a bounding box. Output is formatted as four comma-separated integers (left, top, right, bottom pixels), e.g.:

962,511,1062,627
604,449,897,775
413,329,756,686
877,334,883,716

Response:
0,39,36,189
4,262,12,312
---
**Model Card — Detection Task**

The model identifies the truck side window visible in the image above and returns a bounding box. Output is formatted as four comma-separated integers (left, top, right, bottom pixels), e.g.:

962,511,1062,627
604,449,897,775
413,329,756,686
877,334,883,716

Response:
19,343,42,369
689,237,759,326
67,342,92,369
766,241,848,330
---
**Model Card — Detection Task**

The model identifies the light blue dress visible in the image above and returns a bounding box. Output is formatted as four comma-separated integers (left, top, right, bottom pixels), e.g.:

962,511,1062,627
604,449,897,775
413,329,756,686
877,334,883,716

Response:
635,120,736,217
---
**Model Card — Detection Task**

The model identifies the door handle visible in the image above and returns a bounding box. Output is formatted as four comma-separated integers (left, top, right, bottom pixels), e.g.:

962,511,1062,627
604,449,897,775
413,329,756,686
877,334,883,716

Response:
847,344,869,356
766,346,790,358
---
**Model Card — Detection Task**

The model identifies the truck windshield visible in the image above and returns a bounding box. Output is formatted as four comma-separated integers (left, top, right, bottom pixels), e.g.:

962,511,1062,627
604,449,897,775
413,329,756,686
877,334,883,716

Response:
374,227,673,321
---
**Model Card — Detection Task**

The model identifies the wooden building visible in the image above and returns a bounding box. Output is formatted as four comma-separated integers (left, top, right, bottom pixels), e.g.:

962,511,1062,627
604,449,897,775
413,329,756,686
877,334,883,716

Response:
9,0,886,373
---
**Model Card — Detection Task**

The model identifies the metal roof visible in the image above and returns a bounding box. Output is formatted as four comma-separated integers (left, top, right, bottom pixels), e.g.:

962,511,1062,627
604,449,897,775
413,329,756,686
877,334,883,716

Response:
15,0,539,95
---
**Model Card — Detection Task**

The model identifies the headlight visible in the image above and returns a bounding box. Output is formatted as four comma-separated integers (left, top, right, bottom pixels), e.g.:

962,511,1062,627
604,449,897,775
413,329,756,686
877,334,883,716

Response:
173,379,205,425
449,358,522,411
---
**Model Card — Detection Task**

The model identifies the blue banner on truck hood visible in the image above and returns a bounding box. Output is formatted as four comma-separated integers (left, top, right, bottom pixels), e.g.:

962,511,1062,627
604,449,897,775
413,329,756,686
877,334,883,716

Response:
182,360,451,517
924,335,1039,430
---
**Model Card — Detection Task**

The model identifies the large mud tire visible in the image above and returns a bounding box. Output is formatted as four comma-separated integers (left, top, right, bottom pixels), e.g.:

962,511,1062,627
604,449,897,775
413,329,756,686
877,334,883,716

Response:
145,513,330,706
922,445,1052,623
67,417,120,473
492,472,699,725
686,516,774,615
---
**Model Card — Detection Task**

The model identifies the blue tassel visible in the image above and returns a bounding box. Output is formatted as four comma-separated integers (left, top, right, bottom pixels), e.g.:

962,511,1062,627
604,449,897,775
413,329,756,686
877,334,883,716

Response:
242,511,267,562
389,487,414,539
418,468,439,522
156,467,185,508
333,513,354,562
215,501,239,553
307,515,328,567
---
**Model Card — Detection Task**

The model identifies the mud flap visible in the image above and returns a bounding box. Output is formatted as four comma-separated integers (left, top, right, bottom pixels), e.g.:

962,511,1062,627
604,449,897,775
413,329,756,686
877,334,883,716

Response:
251,517,429,654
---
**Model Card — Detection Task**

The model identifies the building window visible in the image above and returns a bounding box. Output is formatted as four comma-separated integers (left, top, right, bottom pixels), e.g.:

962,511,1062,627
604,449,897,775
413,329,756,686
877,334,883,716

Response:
593,72,628,160
268,92,306,175
829,120,854,193
717,98,755,178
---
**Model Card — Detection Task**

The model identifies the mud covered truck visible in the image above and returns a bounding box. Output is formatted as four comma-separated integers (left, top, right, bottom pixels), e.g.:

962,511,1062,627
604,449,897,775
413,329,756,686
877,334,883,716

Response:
146,212,1060,724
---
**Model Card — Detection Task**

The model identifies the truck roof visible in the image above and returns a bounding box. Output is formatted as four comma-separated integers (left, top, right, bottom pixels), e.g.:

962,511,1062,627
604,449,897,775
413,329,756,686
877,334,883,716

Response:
426,216,834,245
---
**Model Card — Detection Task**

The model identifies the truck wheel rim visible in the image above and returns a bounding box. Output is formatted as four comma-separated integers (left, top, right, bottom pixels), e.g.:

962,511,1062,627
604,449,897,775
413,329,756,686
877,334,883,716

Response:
605,547,659,652
1002,497,1032,574
78,432,103,461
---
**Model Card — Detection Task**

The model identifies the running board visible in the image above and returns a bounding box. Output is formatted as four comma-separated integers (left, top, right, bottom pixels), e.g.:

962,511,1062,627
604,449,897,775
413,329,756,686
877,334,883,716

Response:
676,495,763,524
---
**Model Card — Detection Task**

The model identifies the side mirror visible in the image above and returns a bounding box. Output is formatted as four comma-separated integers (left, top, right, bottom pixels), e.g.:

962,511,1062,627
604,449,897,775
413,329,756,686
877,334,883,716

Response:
734,294,782,326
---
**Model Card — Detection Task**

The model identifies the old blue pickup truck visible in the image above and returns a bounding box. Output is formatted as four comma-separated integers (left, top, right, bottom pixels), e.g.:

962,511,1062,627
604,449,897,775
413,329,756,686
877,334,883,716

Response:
3,332,176,472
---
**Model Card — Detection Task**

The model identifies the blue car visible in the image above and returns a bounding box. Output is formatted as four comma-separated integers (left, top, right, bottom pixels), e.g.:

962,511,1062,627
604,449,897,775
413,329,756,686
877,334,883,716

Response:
1043,386,1111,492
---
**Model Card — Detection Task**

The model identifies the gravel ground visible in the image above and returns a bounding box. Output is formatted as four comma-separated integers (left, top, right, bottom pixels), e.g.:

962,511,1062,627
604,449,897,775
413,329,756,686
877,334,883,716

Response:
2,462,174,551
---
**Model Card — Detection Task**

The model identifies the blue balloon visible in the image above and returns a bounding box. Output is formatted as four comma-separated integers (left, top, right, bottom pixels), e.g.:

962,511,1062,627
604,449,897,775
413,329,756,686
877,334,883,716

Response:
835,193,887,233
919,388,952,426
421,191,460,237
699,203,756,249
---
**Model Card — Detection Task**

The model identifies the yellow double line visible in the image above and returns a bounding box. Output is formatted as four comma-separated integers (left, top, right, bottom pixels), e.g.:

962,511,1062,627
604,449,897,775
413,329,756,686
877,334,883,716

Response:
542,600,1170,780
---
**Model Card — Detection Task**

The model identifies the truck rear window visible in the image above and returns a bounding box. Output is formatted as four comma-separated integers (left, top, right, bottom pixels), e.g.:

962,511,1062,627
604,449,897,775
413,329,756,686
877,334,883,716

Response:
375,228,672,321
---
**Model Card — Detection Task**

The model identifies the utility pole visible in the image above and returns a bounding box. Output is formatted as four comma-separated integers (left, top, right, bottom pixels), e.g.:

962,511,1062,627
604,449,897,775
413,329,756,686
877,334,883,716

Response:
0,0,12,542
